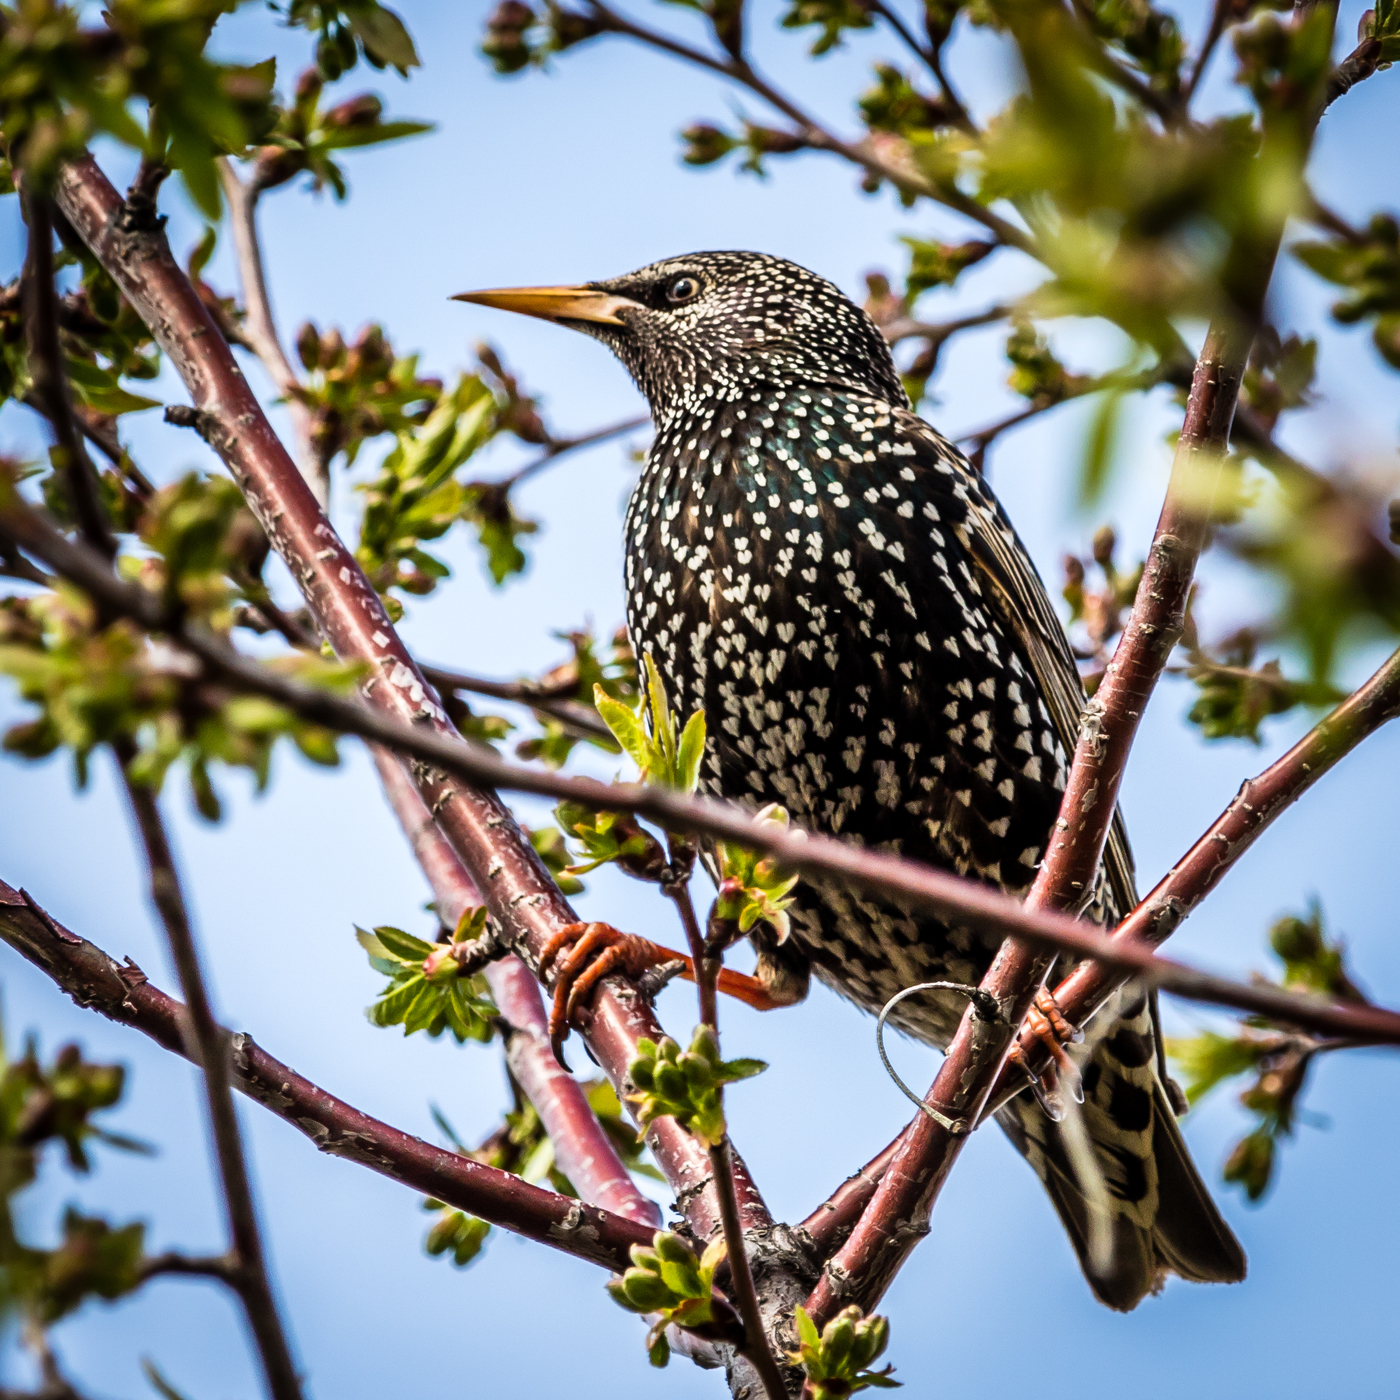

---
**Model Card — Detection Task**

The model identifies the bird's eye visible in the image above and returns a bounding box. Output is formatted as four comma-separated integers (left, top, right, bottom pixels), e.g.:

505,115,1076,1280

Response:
666,276,700,304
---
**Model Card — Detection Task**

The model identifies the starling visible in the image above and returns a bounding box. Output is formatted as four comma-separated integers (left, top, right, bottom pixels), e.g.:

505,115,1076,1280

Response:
457,253,1246,1309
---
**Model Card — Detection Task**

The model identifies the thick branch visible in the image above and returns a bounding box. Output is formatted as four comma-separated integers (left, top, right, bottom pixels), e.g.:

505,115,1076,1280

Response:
806,59,1317,1305
4,496,1398,1047
50,153,772,1257
370,749,662,1227
117,764,303,1400
0,878,665,1277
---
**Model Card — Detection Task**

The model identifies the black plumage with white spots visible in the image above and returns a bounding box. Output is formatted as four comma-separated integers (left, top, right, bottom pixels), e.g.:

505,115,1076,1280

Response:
539,251,1244,1308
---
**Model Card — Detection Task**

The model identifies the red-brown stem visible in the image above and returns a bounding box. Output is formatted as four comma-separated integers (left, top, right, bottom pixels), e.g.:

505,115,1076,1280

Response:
116,765,304,1400
371,748,662,1227
804,257,1285,1314
5,495,1397,1047
667,875,717,1030
992,637,1400,1107
49,153,772,1250
797,639,1400,1242
217,160,322,504
0,877,667,1278
709,1141,789,1400
20,191,116,560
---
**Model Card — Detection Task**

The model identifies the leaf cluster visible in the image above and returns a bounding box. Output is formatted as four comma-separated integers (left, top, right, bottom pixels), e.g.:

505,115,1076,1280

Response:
0,1037,151,1327
0,575,357,817
352,372,514,602
791,1304,899,1398
1167,904,1366,1200
0,0,278,216
357,913,499,1043
250,66,432,200
1295,215,1400,371
595,654,705,794
606,1229,727,1367
713,802,800,943
274,0,419,81
625,1026,765,1149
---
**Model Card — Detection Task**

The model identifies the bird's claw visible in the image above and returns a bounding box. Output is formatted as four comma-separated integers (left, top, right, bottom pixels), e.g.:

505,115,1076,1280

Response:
1009,988,1085,1122
537,922,665,1069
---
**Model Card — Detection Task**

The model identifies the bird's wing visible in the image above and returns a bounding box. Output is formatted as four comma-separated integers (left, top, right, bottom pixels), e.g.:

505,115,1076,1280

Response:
895,409,1138,918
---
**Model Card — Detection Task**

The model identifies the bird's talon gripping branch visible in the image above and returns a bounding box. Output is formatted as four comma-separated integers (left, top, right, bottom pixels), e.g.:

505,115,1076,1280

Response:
537,923,793,1067
1010,988,1085,1118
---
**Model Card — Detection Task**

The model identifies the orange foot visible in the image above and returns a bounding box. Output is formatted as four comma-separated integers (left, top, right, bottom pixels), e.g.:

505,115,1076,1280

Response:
1008,987,1084,1119
536,922,786,1067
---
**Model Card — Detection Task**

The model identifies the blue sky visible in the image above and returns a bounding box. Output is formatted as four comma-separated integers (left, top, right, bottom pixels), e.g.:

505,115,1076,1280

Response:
2,2,1398,1395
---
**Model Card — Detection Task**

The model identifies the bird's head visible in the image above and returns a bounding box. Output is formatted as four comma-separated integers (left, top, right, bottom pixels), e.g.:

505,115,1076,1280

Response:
454,251,908,427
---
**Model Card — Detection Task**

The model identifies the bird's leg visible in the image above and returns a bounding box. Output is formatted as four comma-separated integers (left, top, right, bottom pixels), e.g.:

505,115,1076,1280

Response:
1007,987,1085,1118
537,922,794,1066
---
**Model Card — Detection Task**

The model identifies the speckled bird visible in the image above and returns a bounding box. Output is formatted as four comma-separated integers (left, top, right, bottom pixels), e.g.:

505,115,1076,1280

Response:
457,252,1245,1310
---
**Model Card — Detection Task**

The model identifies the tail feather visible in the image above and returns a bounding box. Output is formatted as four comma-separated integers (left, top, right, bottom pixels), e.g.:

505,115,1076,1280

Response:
996,991,1245,1311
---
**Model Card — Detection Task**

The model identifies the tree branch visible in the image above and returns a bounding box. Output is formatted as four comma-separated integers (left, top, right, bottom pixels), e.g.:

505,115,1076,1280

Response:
217,160,324,505
4,493,1398,1049
419,663,614,743
49,152,775,1266
116,761,304,1400
369,749,663,1227
19,192,116,560
1322,36,1384,112
583,1,1035,254
0,877,673,1279
803,52,1323,1305
497,413,651,491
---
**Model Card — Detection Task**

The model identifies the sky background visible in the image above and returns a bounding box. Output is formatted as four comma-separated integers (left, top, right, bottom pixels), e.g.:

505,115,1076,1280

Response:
2,2,1398,1396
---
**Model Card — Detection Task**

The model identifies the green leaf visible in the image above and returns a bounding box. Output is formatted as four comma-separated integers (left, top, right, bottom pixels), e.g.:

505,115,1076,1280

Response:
373,924,436,961
350,5,422,71
594,688,651,770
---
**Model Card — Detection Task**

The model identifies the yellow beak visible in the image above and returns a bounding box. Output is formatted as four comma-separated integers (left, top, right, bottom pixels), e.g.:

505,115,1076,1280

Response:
451,285,636,326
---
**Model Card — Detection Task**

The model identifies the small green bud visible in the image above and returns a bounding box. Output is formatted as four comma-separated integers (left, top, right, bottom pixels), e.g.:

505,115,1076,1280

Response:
622,1268,673,1310
652,1232,695,1267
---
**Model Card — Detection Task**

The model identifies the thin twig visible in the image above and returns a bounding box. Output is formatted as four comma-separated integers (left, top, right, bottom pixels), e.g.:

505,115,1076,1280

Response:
1184,0,1233,102
116,761,304,1400
498,414,651,491
137,1251,239,1283
5,498,1399,1047
709,1140,790,1400
217,159,323,504
20,192,116,560
583,0,1035,254
666,875,716,1030
880,304,1010,348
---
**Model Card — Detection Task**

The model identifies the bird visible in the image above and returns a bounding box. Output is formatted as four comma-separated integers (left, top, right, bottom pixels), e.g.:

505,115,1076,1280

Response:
455,251,1246,1310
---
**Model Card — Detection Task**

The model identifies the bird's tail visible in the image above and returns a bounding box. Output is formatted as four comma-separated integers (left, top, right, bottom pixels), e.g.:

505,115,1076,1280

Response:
995,991,1247,1311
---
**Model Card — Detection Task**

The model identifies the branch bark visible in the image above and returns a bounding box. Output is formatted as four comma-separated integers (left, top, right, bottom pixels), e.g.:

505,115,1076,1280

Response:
0,877,671,1278
370,748,662,1227
802,54,1324,1307
48,153,774,1265
216,160,323,504
116,762,304,1400
4,494,1398,1047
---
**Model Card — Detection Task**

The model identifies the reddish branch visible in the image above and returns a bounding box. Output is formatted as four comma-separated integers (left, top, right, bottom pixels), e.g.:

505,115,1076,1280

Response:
48,155,774,1269
118,763,304,1400
19,192,116,561
4,494,1398,1049
371,749,662,1227
797,637,1400,1251
0,878,676,1281
804,79,1311,1308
